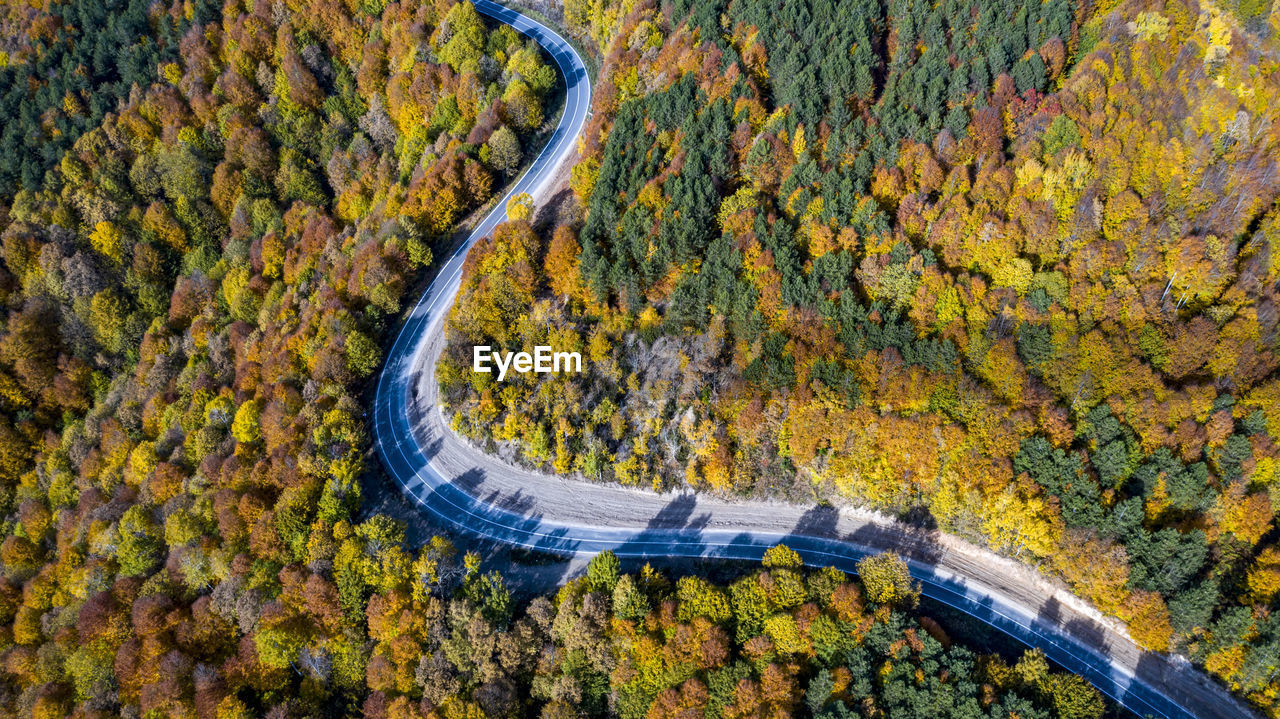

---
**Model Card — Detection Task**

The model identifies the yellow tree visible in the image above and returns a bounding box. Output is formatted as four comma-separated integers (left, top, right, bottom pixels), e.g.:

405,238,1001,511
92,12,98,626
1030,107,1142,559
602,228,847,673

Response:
982,479,1063,560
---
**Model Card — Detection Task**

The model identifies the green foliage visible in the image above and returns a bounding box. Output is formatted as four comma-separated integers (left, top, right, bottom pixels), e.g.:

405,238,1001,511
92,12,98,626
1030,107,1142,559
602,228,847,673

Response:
487,125,523,177
0,0,218,195
587,549,621,592
254,622,308,670
1046,673,1108,719
730,573,771,642
345,330,381,377
615,559,1099,718
441,7,1280,707
64,646,114,703
0,0,1275,713
1126,528,1208,596
115,505,162,577
612,574,652,620
464,569,513,625
507,46,556,94
438,2,487,74
1015,436,1102,528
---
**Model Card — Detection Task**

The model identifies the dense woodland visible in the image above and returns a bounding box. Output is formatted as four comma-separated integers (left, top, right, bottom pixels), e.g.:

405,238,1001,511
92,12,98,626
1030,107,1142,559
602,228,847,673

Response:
0,0,1114,717
438,0,1280,712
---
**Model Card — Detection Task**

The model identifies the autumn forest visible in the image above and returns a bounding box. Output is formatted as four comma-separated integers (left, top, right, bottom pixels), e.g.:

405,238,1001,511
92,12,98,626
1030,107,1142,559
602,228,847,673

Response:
0,0,1276,716
439,0,1280,712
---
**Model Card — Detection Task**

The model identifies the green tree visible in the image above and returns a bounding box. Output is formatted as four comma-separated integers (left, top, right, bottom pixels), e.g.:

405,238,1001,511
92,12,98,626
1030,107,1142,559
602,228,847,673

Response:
438,1,487,74
506,46,555,94
464,570,512,625
116,505,162,577
345,330,380,377
255,620,308,669
587,550,620,592
1045,673,1106,719
487,125,522,177
611,574,651,620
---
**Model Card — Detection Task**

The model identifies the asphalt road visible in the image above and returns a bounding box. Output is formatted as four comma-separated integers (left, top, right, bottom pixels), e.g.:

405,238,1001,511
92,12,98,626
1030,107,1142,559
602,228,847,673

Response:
372,3,1256,717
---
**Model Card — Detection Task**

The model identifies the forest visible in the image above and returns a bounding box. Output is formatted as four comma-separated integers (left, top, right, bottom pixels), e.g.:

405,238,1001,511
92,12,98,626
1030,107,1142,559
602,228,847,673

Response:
0,0,1114,716
0,0,1271,714
436,0,1280,712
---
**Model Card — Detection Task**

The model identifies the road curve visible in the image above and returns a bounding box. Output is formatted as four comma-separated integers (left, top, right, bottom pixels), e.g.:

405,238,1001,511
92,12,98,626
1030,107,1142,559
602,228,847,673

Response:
372,4,1254,718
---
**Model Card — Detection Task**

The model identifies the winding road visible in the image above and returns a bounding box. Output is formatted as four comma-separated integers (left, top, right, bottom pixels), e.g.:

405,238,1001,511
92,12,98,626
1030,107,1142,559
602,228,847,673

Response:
372,3,1256,717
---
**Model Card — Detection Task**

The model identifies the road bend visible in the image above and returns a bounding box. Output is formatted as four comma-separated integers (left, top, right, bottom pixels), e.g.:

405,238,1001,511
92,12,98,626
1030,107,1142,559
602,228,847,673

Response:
372,3,1256,717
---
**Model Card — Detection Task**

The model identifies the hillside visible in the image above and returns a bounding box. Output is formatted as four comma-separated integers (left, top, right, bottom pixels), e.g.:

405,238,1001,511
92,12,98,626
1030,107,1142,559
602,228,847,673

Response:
439,0,1280,711
0,0,1127,717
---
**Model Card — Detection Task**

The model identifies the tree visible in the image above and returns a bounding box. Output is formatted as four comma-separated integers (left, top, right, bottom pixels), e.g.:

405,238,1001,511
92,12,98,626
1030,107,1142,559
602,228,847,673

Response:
676,576,732,623
88,290,129,355
345,330,380,377
464,570,512,625
506,47,555,94
611,574,651,620
1126,528,1208,596
255,620,308,669
487,125,522,177
856,552,919,608
89,220,125,263
545,226,583,299
762,544,802,569
276,148,327,205
1247,549,1280,604
1015,437,1102,528
1120,590,1173,651
232,400,262,444
503,79,543,130
116,505,162,577
804,669,835,714
438,2,487,74
1,535,40,575
506,193,533,222
587,550,620,592
1215,485,1273,547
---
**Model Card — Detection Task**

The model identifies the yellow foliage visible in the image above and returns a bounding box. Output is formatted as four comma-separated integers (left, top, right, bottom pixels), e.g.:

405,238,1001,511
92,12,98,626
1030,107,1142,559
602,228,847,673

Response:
1214,484,1273,547
570,157,600,202
1120,590,1172,651
1134,12,1171,41
125,443,156,488
89,221,125,263
1246,548,1280,604
976,340,1027,403
1205,645,1247,684
990,257,1033,295
1040,150,1093,219
717,186,758,229
506,193,533,221
162,62,183,85
1049,532,1130,615
981,480,1062,560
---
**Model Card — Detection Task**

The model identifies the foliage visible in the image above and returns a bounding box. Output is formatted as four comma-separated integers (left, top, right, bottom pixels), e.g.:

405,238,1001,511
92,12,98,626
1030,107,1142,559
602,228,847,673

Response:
0,0,555,715
440,0,1280,712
